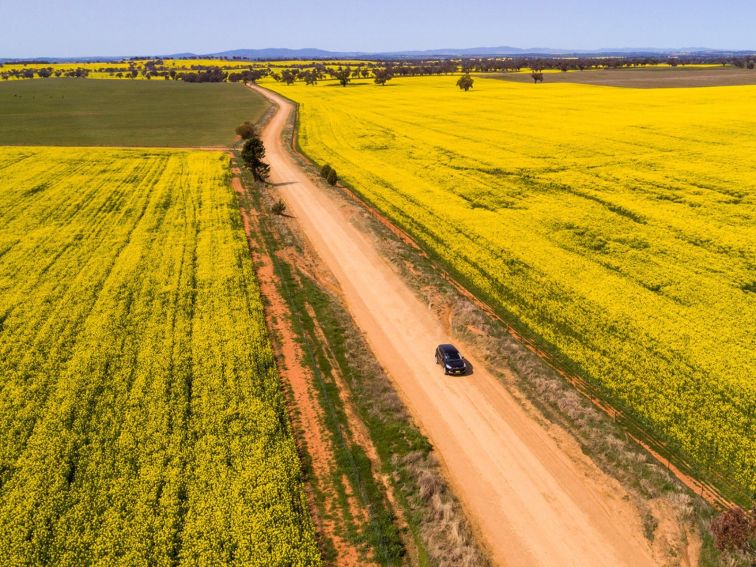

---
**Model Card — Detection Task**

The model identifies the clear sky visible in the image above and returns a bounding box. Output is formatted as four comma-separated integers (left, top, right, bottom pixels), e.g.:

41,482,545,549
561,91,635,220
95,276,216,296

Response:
1,0,754,58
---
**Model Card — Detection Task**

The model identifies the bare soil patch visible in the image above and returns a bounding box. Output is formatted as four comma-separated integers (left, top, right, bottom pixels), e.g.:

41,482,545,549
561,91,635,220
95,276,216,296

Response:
492,67,756,88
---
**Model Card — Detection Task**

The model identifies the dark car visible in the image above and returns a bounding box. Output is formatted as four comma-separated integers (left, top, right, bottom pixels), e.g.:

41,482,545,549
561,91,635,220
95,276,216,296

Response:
435,344,468,376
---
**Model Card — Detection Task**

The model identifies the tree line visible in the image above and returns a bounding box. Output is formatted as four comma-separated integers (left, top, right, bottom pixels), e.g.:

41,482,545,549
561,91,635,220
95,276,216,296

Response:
3,54,754,82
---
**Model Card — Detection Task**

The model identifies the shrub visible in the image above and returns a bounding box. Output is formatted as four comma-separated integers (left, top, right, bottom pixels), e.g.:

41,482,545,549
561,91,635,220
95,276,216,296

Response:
326,168,338,186
320,164,332,178
710,508,755,552
235,121,257,140
271,199,287,216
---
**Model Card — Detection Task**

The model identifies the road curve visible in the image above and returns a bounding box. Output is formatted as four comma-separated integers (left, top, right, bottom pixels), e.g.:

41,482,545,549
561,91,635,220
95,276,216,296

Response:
250,84,658,567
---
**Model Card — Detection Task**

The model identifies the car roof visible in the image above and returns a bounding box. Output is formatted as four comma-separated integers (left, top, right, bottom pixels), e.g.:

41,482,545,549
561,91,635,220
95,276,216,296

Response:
438,343,459,353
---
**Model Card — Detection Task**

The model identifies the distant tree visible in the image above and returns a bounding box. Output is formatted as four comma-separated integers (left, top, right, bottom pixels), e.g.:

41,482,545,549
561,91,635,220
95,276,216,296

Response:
373,67,393,86
241,137,270,181
326,168,338,186
333,67,352,87
710,508,755,552
456,74,474,91
320,164,333,178
531,71,544,83
361,68,371,79
731,58,745,69
235,121,257,140
281,68,298,85
302,69,318,85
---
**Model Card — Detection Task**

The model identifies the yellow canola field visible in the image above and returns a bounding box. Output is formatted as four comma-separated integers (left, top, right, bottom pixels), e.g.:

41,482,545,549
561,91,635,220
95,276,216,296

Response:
0,147,320,565
268,76,756,494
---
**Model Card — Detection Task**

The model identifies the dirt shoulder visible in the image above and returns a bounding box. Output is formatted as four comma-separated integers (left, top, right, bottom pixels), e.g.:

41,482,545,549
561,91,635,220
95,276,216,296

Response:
232,168,368,565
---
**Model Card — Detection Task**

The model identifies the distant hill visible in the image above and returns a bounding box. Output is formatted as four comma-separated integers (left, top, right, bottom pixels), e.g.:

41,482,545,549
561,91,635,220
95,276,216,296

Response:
3,46,754,63
206,46,755,60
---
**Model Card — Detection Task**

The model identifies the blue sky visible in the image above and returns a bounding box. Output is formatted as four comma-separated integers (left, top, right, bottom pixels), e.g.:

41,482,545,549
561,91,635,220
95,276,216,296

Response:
1,0,754,58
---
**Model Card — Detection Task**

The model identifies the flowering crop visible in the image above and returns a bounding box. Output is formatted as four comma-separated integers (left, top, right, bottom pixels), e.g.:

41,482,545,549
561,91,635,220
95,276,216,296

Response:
268,76,756,494
0,147,320,565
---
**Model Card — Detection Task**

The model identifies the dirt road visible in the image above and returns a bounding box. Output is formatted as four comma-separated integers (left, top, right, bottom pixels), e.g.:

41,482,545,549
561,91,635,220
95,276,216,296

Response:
250,84,658,567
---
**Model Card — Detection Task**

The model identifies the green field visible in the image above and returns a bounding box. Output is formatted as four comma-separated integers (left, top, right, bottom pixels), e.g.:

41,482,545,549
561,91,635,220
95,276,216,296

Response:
0,79,267,147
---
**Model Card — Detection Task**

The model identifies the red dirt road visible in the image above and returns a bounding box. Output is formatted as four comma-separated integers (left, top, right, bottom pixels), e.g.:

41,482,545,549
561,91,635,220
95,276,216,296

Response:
251,84,658,567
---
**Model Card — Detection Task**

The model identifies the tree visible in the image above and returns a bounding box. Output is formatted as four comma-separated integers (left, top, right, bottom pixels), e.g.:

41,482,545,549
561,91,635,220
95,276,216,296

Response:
281,69,298,85
456,74,474,91
326,168,338,186
302,70,318,85
710,508,755,552
320,164,333,178
333,67,352,87
235,121,257,140
241,137,270,181
531,71,544,83
373,67,393,86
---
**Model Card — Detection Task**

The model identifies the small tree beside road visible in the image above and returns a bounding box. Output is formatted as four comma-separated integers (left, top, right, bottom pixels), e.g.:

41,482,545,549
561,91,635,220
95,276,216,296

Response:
241,136,270,182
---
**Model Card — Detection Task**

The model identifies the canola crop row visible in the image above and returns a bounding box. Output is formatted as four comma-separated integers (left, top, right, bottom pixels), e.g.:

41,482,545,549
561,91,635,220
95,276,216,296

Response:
0,147,320,565
267,76,756,494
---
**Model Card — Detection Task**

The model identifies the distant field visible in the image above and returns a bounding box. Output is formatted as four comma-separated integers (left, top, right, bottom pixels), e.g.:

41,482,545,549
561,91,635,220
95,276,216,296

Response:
0,79,267,146
495,67,756,88
267,76,756,496
0,147,319,564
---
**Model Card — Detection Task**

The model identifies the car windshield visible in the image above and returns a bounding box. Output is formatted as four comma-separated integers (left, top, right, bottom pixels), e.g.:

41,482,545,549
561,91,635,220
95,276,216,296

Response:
446,351,461,360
